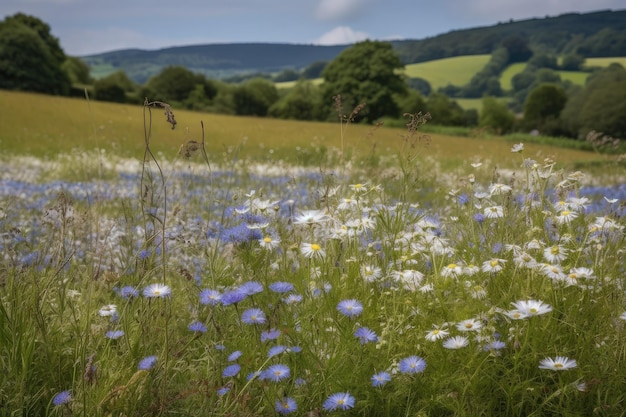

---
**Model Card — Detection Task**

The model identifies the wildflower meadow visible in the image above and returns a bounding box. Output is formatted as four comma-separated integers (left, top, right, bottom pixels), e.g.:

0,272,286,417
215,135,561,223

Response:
1,102,626,417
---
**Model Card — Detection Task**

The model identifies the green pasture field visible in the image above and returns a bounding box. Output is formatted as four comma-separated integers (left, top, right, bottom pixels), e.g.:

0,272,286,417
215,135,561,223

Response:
0,90,610,176
585,57,626,67
275,78,324,89
403,55,491,90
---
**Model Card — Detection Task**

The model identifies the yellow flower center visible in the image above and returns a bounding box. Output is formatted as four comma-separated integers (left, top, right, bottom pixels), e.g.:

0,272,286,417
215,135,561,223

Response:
550,246,560,255
263,237,272,243
447,263,457,269
554,363,563,368
311,244,321,251
490,260,498,267
465,322,473,329
561,210,570,216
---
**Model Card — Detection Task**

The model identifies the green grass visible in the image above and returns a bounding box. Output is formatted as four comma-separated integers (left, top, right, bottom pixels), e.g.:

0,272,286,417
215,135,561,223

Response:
275,78,323,89
0,89,612,176
403,55,491,90
585,57,626,68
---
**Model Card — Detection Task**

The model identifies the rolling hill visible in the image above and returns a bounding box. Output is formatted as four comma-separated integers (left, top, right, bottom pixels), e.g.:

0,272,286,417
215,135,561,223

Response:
83,9,626,83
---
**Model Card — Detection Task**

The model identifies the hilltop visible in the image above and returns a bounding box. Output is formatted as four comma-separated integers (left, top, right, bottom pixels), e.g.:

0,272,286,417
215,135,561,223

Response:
82,9,626,83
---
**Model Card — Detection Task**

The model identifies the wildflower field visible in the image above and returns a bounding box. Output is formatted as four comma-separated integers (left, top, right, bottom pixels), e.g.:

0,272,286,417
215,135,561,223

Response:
1,100,626,417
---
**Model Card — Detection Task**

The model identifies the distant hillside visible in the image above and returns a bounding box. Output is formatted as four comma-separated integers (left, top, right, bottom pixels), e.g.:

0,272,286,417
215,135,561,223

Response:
83,9,626,83
84,44,350,83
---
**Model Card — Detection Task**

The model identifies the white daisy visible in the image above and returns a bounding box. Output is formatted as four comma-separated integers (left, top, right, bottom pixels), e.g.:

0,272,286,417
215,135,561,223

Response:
511,299,552,317
443,336,469,349
484,205,504,219
259,235,281,250
481,258,506,273
539,356,577,371
300,242,326,259
293,210,327,225
425,327,449,342
456,318,482,332
543,245,568,264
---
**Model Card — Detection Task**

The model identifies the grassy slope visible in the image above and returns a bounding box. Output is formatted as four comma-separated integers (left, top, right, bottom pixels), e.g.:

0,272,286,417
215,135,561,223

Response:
0,90,607,174
403,55,491,90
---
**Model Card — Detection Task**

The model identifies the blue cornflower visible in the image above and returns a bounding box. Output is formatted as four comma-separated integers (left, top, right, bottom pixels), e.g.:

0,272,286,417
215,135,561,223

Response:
337,299,363,317
473,213,485,224
120,286,139,299
283,294,303,304
371,371,392,387
216,386,230,396
105,330,124,340
199,289,221,305
398,355,426,374
222,364,241,378
354,327,378,344
138,249,151,260
484,340,506,351
264,364,291,382
228,350,242,361
188,321,207,333
261,328,281,342
295,377,306,386
215,343,226,350
269,281,294,293
275,397,298,414
323,392,355,411
240,281,264,295
138,355,157,370
268,345,288,358
52,390,71,406
220,289,247,306
241,308,267,324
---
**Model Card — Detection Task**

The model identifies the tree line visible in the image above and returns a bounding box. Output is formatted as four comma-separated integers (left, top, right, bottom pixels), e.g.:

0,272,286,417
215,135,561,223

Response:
1,13,624,141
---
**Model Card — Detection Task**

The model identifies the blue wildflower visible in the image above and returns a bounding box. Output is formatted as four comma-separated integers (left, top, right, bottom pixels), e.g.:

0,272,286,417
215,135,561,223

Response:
240,281,264,295
241,308,267,324
354,327,378,344
220,289,247,306
398,355,426,374
188,321,207,333
323,392,355,411
228,350,242,361
138,355,157,370
105,330,124,340
120,286,139,299
52,390,71,406
371,371,392,387
337,299,363,317
199,289,221,306
264,364,290,382
261,328,281,342
275,397,298,414
268,345,287,358
269,281,294,293
222,364,241,378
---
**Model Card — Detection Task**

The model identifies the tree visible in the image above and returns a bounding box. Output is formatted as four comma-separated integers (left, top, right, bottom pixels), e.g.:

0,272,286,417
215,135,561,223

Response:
0,15,71,95
93,71,136,103
527,53,558,70
426,93,467,126
147,66,198,102
501,36,533,63
274,69,300,82
268,81,323,120
406,78,431,96
560,54,585,71
302,61,327,79
480,97,514,133
3,13,65,64
561,64,626,138
322,40,407,123
62,57,92,84
523,84,567,129
232,78,279,116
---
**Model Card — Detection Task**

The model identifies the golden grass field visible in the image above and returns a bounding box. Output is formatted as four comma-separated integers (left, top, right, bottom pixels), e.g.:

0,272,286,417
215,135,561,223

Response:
0,89,610,174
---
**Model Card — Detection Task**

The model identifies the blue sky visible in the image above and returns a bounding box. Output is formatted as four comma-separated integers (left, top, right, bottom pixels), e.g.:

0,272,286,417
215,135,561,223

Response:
1,0,623,56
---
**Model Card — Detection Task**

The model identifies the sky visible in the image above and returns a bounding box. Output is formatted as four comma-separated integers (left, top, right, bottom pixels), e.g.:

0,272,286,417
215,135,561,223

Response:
1,0,624,56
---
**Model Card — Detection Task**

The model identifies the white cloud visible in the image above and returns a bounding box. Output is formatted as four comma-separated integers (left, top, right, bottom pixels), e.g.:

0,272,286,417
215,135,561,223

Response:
315,0,367,20
313,26,369,45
